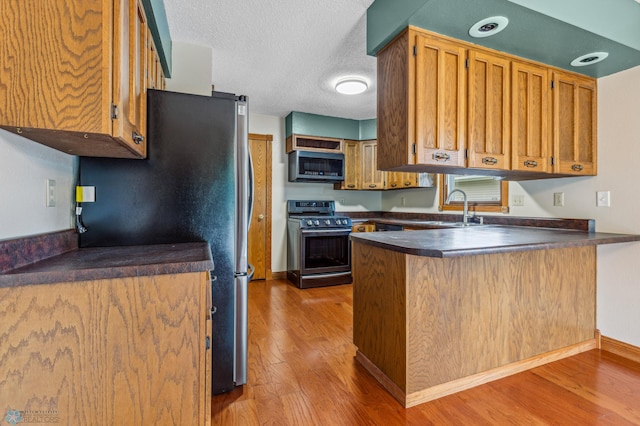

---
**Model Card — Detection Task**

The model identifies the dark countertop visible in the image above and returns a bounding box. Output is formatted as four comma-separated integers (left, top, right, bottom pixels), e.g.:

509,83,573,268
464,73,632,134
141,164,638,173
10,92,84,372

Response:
0,242,214,288
350,225,640,257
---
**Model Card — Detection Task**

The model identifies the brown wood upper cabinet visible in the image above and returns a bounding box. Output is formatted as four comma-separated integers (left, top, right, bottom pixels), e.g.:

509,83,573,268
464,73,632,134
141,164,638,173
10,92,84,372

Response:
552,71,597,175
511,61,551,173
361,140,386,189
0,0,164,159
336,140,361,190
467,50,511,171
377,26,597,179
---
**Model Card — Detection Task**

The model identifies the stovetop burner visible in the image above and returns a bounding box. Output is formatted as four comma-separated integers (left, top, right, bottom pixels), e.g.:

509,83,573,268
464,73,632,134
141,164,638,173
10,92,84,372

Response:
287,200,352,229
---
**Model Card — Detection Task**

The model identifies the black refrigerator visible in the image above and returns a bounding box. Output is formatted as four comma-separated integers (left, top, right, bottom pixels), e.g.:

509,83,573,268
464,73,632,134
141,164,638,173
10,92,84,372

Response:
78,89,251,394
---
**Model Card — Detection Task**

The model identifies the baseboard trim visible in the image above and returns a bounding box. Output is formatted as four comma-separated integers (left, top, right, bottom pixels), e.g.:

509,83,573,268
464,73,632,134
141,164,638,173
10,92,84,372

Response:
355,351,407,405
601,335,640,364
269,271,287,280
357,339,597,408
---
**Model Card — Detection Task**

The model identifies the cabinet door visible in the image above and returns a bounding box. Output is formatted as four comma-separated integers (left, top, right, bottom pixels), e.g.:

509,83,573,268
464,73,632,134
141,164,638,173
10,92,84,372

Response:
467,50,511,170
361,140,386,189
414,34,466,168
339,140,360,190
552,72,597,175
511,61,551,173
112,0,147,156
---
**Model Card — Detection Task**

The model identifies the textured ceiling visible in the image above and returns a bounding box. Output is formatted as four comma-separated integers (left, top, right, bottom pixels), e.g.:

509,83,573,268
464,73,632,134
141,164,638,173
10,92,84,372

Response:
163,0,377,120
163,0,640,121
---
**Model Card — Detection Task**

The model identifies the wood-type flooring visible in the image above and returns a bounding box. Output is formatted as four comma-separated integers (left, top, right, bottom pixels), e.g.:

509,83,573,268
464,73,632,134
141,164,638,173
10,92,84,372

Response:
211,279,640,425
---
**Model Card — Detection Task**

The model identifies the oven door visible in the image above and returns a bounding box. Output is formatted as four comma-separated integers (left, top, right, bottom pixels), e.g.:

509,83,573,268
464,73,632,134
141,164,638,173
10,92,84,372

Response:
299,228,351,275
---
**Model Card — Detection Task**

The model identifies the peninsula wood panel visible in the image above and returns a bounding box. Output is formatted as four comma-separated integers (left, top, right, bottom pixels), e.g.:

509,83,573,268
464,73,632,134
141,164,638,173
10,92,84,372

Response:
352,243,407,389
352,242,596,399
0,272,210,425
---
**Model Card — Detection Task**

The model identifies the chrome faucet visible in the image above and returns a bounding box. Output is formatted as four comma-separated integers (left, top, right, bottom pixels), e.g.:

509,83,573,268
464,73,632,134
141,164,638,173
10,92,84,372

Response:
445,189,469,223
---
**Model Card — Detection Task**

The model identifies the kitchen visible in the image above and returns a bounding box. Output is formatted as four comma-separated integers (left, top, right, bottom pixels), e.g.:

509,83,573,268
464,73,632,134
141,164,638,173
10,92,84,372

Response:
1,0,640,424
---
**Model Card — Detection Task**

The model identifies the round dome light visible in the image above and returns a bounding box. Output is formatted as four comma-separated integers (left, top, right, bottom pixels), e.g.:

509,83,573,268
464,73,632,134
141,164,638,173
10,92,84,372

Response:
570,52,609,67
469,16,509,38
335,79,368,95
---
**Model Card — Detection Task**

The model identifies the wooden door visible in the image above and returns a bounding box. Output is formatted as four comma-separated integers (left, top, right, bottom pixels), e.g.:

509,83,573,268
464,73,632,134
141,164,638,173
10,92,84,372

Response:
361,140,385,189
552,71,597,175
511,60,551,172
414,33,466,168
467,50,511,170
248,134,272,280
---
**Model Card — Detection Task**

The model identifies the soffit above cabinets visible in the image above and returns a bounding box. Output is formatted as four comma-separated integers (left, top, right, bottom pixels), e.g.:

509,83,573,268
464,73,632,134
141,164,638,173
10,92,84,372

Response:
367,0,640,78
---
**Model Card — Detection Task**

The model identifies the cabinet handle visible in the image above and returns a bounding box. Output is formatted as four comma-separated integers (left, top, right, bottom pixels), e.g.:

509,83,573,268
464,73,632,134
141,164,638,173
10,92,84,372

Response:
432,152,450,162
356,226,365,232
524,160,538,168
347,184,356,188
390,183,397,187
132,131,145,144
369,184,377,188
482,157,498,165
404,181,411,186
571,164,584,172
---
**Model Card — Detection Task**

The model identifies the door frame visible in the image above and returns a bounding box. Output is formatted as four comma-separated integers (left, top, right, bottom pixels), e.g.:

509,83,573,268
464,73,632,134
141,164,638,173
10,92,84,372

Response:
249,133,273,279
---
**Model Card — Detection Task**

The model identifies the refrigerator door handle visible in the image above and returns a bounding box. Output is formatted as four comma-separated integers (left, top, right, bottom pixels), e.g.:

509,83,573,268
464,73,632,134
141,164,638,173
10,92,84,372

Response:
248,149,254,232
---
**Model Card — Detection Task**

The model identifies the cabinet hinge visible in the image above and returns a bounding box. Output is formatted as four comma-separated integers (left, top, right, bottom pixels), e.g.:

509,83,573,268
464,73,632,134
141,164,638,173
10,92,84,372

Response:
412,143,417,155
111,103,118,120
551,80,555,89
413,45,417,56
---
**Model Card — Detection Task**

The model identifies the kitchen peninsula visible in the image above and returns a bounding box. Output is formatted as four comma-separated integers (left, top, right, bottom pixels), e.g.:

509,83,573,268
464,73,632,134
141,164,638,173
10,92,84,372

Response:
350,226,640,407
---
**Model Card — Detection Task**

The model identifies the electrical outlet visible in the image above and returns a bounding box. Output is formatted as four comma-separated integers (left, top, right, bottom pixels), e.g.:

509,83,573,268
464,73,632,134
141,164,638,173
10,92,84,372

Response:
553,192,564,207
596,191,610,207
511,195,524,206
401,197,406,206
46,179,56,207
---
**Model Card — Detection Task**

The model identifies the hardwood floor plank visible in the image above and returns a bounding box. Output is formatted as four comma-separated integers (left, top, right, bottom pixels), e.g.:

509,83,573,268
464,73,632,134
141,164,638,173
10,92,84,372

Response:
211,279,640,425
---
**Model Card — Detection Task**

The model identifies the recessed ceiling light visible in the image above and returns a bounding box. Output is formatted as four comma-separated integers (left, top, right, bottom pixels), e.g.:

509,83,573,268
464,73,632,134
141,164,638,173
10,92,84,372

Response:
335,78,368,95
570,52,609,67
469,16,509,38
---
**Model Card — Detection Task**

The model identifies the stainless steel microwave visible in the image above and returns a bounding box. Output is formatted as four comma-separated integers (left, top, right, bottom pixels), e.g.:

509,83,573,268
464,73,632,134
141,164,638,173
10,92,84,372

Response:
288,150,345,183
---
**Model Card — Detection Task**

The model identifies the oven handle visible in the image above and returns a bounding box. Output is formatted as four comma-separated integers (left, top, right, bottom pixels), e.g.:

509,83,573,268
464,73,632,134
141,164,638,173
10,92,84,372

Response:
300,228,352,236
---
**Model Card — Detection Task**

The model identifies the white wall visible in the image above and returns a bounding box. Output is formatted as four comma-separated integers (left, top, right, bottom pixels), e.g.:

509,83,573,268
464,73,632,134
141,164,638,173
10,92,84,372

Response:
0,130,76,240
248,113,381,273
165,42,213,96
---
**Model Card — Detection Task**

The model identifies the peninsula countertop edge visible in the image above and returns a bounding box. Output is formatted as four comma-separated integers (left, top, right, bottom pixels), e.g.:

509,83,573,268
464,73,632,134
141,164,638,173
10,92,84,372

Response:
349,225,640,257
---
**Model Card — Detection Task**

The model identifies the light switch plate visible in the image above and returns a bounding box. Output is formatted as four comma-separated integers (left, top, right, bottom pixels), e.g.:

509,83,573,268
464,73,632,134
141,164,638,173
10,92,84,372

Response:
511,195,524,206
553,192,564,207
596,191,610,207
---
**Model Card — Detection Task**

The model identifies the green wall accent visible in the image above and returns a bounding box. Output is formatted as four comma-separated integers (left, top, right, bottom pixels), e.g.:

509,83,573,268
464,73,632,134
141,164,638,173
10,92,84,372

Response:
366,0,429,56
359,119,377,140
286,112,377,141
366,0,640,78
141,0,172,77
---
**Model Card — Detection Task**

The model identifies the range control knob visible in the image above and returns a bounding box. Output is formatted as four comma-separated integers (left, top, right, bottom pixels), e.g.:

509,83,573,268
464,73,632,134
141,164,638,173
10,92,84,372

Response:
306,220,313,226
314,220,320,226
324,219,331,226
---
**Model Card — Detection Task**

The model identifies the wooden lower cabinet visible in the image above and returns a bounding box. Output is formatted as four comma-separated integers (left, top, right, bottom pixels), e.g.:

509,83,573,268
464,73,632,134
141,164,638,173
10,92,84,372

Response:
0,272,211,425
352,242,596,407
352,223,376,233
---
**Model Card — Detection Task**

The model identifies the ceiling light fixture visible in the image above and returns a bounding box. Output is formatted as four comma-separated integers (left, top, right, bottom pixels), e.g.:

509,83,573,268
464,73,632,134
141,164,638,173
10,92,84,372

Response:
570,52,609,67
469,16,509,38
335,78,368,95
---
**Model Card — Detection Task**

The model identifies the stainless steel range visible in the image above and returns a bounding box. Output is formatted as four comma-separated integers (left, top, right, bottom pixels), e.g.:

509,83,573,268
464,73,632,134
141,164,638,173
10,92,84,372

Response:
287,200,352,289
